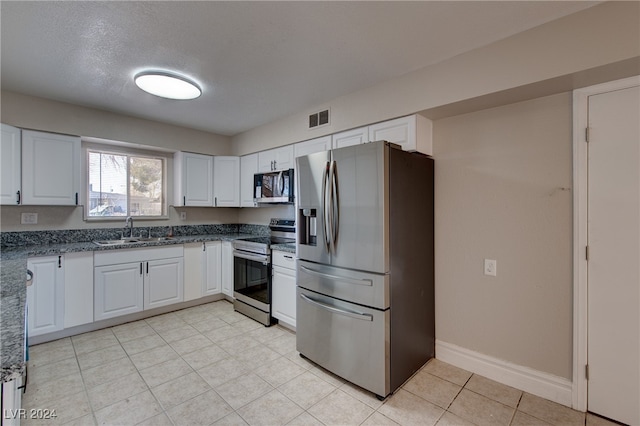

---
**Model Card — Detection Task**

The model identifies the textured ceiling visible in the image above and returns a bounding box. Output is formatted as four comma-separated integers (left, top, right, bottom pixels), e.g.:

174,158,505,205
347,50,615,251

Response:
1,1,599,136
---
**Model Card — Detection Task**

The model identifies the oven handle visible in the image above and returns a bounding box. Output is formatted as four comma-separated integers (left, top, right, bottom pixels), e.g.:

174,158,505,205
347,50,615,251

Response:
299,293,373,321
233,250,269,264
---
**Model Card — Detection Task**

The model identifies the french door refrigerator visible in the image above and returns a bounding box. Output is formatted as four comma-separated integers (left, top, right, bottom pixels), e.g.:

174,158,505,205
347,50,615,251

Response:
296,140,434,399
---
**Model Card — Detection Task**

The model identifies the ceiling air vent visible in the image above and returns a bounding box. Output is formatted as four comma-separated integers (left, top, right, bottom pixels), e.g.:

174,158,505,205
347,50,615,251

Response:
308,109,330,129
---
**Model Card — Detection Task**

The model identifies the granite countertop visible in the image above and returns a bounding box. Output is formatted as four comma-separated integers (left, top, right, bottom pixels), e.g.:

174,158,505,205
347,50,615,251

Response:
270,243,296,254
0,224,270,382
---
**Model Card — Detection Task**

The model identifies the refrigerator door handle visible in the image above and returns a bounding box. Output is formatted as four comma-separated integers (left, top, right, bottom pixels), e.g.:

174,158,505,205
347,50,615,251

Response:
322,161,331,253
300,293,373,321
330,160,340,251
299,265,374,287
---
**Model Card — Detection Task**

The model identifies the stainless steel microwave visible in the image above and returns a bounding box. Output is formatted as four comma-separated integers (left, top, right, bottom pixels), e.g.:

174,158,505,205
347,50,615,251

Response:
254,169,295,204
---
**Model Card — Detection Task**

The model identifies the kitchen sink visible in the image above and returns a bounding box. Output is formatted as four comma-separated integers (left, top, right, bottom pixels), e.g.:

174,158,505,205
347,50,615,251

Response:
93,237,175,246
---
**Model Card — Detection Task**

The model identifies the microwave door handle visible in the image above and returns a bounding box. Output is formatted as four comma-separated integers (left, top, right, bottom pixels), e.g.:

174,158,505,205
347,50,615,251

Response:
277,170,284,196
322,161,331,253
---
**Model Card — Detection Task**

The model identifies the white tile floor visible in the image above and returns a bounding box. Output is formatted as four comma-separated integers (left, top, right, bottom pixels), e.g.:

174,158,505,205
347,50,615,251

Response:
22,300,616,426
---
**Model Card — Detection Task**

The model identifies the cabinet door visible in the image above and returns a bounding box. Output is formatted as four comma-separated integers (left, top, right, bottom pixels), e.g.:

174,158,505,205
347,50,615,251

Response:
64,252,94,328
1,376,23,426
183,242,204,301
221,241,234,297
272,265,297,328
368,115,432,155
145,258,184,310
21,130,80,205
27,256,64,337
174,152,213,206
94,262,144,320
213,156,240,207
1,124,21,205
240,153,258,207
294,136,331,159
203,241,221,295
258,146,294,172
332,126,368,149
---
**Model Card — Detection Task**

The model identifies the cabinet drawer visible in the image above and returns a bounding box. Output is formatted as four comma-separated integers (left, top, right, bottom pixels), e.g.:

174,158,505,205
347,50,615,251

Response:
272,251,296,269
94,245,183,266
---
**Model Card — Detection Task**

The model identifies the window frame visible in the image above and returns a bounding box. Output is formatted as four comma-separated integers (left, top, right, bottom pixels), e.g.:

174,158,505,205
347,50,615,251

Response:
84,142,170,221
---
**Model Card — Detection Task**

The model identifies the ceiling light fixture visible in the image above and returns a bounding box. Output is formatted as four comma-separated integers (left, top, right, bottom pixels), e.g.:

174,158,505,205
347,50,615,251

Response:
134,71,202,100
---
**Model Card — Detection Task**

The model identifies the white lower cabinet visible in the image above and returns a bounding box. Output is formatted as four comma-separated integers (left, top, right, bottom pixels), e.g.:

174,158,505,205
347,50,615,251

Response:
1,376,23,426
145,258,184,310
94,262,144,320
63,252,94,328
184,242,204,301
94,246,183,321
221,241,234,297
203,241,221,296
27,256,65,337
271,250,297,328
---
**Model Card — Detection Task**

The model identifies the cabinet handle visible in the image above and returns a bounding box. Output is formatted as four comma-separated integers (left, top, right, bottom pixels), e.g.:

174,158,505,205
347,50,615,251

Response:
16,190,20,205
284,255,293,260
58,256,62,268
203,243,206,251
183,196,186,206
215,197,217,207
140,262,143,275
146,262,149,275
75,192,78,205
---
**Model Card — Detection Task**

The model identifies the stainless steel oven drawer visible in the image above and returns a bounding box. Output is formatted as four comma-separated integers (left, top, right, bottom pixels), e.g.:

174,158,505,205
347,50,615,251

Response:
297,260,389,310
296,287,390,398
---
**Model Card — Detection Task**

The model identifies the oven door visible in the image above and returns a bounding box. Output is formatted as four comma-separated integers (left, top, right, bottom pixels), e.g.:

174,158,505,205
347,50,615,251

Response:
233,250,271,312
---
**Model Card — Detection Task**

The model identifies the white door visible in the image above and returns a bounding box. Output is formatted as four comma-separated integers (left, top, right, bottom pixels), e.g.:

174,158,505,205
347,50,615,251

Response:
332,126,368,149
587,84,640,425
145,258,184,309
221,241,234,297
213,156,240,207
94,262,144,320
0,123,21,205
27,256,64,336
240,153,259,207
203,241,221,295
21,130,80,205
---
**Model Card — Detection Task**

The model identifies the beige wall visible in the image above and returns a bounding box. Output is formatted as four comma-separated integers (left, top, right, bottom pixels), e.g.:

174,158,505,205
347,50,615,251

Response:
433,92,573,379
232,1,639,156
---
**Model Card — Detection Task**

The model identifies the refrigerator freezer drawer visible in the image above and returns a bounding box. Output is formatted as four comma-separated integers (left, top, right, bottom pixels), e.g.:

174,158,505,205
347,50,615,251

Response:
297,260,389,310
296,287,390,398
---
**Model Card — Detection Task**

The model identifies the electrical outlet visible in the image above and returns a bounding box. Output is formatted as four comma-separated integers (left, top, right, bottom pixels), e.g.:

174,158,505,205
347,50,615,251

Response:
180,212,187,220
21,213,38,225
484,259,497,276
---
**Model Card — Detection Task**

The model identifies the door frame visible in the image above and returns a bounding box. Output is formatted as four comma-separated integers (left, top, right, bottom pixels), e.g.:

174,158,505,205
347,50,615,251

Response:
572,75,640,411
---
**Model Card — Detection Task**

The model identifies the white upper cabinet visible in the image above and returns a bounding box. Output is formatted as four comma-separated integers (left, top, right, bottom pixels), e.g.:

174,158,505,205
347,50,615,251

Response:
213,156,240,207
258,145,294,172
21,130,81,205
294,135,331,159
368,115,432,155
332,126,368,149
0,124,21,205
240,153,258,207
174,151,213,207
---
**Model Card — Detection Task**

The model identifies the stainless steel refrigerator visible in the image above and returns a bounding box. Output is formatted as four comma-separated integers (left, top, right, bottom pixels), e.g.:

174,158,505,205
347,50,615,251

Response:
295,140,434,400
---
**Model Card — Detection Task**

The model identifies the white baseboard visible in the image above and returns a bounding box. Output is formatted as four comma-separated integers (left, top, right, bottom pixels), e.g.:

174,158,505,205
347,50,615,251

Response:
436,340,574,408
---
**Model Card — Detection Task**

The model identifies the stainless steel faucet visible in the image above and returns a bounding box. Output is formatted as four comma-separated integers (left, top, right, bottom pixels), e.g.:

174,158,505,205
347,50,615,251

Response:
125,216,134,238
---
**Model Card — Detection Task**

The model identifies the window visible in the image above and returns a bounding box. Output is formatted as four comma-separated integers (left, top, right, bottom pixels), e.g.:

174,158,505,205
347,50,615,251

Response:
87,150,166,218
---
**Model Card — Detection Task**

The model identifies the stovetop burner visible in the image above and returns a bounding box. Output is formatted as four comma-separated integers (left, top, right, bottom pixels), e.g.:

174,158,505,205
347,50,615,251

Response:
232,218,296,255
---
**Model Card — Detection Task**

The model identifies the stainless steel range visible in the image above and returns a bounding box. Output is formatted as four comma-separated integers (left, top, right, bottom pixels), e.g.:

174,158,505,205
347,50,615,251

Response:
232,218,295,325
